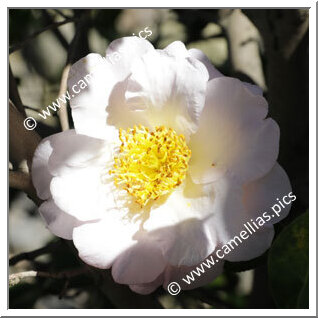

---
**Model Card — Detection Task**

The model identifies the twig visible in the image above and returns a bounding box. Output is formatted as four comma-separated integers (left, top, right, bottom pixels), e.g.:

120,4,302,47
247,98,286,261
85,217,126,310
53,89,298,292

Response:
9,170,42,206
57,64,71,131
9,267,88,287
9,18,74,54
41,9,69,51
54,9,73,20
9,240,62,266
56,10,91,131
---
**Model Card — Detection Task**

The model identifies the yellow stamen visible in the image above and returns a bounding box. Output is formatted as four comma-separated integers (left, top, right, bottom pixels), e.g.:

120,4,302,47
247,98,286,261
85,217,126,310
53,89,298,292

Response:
109,125,191,207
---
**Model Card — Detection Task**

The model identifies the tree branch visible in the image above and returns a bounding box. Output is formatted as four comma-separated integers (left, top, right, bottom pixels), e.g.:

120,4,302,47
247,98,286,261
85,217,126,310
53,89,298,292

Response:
9,240,62,266
9,18,75,54
9,267,88,287
9,64,26,117
9,100,41,171
41,9,70,51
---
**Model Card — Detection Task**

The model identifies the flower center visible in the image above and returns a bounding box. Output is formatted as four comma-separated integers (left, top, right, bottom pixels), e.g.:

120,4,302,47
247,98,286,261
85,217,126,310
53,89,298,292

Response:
109,125,191,207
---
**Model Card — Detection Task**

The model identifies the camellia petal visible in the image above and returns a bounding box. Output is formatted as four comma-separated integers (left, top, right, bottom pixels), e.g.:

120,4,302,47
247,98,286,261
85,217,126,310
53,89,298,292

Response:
163,254,224,291
31,137,53,200
124,49,209,137
243,163,293,225
189,77,279,184
112,238,166,285
129,273,164,295
73,213,141,269
38,200,83,240
144,179,218,267
68,54,116,140
47,129,114,176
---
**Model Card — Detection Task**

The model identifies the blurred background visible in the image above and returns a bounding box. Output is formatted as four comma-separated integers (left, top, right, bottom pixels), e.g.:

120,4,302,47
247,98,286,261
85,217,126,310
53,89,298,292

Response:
9,9,309,309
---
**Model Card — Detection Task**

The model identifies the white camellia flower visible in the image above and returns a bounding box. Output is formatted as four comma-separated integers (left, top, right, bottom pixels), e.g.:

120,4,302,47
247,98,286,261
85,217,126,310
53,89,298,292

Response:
32,37,292,295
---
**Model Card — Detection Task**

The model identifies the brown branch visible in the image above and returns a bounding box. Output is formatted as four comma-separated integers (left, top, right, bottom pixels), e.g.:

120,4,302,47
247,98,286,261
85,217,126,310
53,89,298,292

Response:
9,64,26,117
9,100,41,170
9,267,88,287
9,18,75,54
9,240,62,266
9,170,42,206
9,170,32,192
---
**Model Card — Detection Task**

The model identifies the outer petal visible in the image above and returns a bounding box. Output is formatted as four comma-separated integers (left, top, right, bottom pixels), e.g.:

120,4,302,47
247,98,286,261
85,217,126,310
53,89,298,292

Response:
221,225,275,262
129,273,163,295
112,238,166,285
31,138,53,200
188,48,223,80
243,163,293,225
124,49,209,137
73,212,141,269
68,54,117,140
189,77,279,184
223,163,292,261
205,164,292,262
144,178,217,267
163,255,224,291
188,48,263,96
38,200,83,240
46,129,115,176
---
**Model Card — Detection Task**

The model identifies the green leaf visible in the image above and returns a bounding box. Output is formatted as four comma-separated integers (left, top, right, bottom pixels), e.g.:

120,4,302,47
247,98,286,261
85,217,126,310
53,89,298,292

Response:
268,212,309,308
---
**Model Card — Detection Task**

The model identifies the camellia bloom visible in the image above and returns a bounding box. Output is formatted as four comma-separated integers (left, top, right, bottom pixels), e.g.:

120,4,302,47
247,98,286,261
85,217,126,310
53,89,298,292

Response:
32,37,292,294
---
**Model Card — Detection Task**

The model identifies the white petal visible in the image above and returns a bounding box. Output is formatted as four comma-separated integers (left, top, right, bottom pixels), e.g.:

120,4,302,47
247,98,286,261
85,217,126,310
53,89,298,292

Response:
68,53,117,139
106,36,154,81
222,225,275,262
188,48,223,80
205,173,283,262
144,178,217,267
38,200,83,240
73,212,141,269
188,48,263,96
163,255,224,290
129,273,163,295
112,238,166,285
31,138,53,200
243,163,293,224
189,77,279,184
69,38,154,139
204,177,247,246
243,82,263,96
125,49,209,137
163,41,189,58
46,129,115,176
50,165,116,221
223,163,292,261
